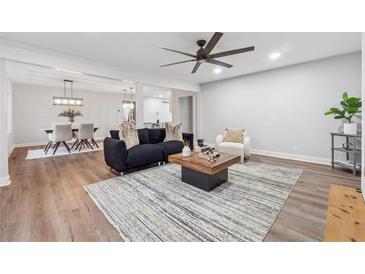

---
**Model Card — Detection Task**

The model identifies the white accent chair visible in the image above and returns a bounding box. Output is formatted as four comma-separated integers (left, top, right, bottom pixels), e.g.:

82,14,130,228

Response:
215,133,251,162
45,123,73,155
73,123,97,151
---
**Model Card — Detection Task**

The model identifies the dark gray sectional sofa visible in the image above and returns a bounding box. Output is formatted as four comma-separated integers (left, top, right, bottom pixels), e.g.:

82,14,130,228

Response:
103,128,194,172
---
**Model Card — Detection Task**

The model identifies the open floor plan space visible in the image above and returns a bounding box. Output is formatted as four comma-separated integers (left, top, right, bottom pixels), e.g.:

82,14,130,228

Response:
1,32,365,243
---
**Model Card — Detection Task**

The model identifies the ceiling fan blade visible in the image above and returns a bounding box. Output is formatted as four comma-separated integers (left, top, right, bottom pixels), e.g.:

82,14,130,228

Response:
160,59,196,67
161,47,196,58
204,32,223,55
206,59,233,68
209,46,255,59
191,62,201,73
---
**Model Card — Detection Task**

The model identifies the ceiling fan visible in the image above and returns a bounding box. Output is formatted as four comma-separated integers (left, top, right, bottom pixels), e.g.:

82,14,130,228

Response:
160,32,255,73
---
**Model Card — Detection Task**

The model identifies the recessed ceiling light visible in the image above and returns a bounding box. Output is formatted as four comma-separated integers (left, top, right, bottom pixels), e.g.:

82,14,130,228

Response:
214,68,222,74
158,94,163,98
55,68,83,75
123,80,135,84
269,52,281,60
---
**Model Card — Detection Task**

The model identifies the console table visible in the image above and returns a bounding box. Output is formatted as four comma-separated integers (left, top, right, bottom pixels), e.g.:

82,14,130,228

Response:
330,132,361,175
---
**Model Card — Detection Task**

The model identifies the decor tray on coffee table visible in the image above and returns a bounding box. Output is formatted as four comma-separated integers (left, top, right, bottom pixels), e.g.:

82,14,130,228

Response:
168,152,241,191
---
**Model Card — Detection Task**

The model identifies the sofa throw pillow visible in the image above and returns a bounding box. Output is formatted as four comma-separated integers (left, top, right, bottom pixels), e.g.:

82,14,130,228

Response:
223,128,245,144
164,122,183,142
119,121,140,149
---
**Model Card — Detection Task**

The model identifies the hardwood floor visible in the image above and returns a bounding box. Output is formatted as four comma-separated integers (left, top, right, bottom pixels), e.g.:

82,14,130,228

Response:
0,146,361,241
251,155,361,241
324,185,365,242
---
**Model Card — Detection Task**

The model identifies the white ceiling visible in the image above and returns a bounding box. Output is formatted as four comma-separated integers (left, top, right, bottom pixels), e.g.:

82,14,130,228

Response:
5,60,136,93
2,32,361,84
5,61,170,98
142,85,171,99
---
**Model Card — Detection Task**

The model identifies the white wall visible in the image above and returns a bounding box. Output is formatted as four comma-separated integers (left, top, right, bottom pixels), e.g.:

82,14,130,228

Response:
171,89,197,138
12,83,126,145
6,74,13,155
201,52,361,164
143,97,172,123
0,58,10,186
179,96,193,132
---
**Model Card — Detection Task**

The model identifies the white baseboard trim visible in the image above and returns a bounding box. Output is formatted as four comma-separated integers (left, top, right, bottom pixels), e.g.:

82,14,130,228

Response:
251,149,331,166
0,175,11,187
12,136,106,149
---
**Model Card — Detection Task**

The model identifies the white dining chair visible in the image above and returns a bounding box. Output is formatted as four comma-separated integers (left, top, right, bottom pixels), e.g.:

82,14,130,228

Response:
74,123,96,151
45,123,73,155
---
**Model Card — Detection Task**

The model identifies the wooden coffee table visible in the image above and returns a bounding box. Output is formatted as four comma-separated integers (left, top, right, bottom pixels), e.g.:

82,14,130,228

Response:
168,152,241,191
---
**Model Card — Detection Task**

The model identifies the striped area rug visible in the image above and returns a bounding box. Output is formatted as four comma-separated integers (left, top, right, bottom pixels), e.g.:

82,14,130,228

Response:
85,162,302,241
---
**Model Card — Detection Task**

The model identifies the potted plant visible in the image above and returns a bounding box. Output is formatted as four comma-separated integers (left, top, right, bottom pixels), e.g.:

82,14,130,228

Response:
58,108,83,123
182,139,191,157
324,92,361,135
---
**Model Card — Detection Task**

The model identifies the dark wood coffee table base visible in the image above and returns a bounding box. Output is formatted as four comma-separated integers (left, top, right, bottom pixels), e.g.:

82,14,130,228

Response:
181,166,228,192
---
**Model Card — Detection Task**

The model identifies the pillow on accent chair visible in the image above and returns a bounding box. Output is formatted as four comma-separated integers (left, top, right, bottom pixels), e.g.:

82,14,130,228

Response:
164,122,183,142
119,121,140,149
223,128,245,144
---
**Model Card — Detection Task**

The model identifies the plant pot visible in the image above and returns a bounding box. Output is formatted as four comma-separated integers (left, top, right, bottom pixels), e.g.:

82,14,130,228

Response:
182,145,191,157
343,123,357,135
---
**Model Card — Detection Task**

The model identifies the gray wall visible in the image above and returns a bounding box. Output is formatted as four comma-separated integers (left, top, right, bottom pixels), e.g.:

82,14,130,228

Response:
201,52,361,163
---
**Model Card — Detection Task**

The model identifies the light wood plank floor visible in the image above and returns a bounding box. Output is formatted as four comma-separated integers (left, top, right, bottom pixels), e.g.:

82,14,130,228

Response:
324,185,365,242
0,146,361,241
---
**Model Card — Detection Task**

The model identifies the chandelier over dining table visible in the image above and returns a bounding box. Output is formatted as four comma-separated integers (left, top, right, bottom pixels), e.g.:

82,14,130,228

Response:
53,79,84,106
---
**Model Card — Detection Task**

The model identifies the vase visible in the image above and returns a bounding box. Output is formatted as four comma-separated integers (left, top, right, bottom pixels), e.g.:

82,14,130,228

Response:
182,145,191,157
343,123,357,135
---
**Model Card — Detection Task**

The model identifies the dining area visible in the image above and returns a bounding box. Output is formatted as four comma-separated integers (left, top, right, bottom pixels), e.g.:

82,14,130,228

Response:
41,123,99,155
13,79,129,161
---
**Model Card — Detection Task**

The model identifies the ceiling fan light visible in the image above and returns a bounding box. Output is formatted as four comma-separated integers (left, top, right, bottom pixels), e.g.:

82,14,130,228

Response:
160,32,255,74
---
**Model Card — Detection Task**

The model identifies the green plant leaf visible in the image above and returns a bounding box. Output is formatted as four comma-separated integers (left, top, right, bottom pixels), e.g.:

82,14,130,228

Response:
347,107,360,114
340,101,349,107
347,97,360,102
325,92,361,121
348,102,361,108
325,108,342,116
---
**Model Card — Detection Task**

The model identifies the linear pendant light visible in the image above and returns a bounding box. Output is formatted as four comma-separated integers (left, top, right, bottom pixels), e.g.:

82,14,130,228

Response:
129,87,135,109
53,80,84,106
122,89,129,108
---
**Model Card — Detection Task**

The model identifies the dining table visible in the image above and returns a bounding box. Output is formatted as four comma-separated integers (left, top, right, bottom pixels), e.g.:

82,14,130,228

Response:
40,127,99,152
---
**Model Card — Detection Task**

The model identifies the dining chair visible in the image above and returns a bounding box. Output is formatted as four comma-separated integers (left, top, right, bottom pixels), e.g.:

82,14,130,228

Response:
45,123,73,155
74,123,95,151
